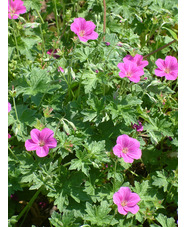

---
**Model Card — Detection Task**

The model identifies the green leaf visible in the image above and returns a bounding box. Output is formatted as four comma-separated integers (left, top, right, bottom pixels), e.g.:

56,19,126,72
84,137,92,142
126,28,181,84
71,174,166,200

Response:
156,214,176,227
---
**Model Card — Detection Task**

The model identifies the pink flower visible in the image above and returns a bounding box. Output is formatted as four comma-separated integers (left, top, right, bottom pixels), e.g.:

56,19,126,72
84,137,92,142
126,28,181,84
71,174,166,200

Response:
131,121,143,132
70,17,98,42
8,102,11,113
113,187,141,215
8,134,11,139
123,54,148,69
8,0,26,19
154,56,178,80
117,60,144,83
58,67,64,73
113,134,142,163
47,49,60,59
25,128,57,157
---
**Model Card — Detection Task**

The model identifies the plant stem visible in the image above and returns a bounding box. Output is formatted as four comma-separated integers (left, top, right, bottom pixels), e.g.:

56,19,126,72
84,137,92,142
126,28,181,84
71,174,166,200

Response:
113,159,118,192
11,20,21,61
8,147,19,161
13,97,19,122
53,0,60,37
143,39,177,59
16,187,42,222
103,0,106,41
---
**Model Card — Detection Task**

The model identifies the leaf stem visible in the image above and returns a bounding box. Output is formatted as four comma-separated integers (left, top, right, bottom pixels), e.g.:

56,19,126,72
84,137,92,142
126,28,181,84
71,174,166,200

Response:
13,97,19,122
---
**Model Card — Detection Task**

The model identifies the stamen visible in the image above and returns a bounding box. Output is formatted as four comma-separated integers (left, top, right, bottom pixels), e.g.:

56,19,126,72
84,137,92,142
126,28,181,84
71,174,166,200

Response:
121,200,127,207
122,147,128,154
79,30,85,37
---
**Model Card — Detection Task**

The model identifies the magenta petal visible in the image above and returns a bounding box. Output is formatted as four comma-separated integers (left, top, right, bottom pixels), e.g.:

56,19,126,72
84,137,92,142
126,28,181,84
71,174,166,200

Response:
117,63,125,71
84,31,99,41
73,17,86,30
165,56,178,70
155,59,166,70
128,75,141,83
119,71,126,78
127,193,141,206
70,22,80,34
84,21,96,35
165,71,178,80
113,192,123,205
154,69,166,77
127,149,142,160
8,102,11,113
118,205,128,215
113,144,122,158
116,134,130,148
40,128,54,142
123,55,133,62
122,154,134,163
45,137,57,148
8,134,11,139
30,129,40,143
25,139,38,151
124,204,139,214
118,187,131,201
36,145,49,157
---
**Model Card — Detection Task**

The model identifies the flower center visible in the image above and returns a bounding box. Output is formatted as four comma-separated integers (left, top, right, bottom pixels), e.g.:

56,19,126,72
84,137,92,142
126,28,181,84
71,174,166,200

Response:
122,147,128,154
164,67,170,74
39,140,45,147
126,72,132,77
79,30,85,37
121,200,127,207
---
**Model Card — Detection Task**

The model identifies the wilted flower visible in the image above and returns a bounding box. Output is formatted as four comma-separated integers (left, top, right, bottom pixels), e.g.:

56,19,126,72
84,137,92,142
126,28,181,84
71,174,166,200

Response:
8,102,11,113
155,56,178,80
144,77,148,80
25,128,57,157
113,187,141,215
8,0,26,19
47,49,60,59
105,42,110,46
70,17,98,42
58,67,64,73
95,70,99,73
113,134,142,163
117,60,144,83
132,121,143,132
123,54,148,69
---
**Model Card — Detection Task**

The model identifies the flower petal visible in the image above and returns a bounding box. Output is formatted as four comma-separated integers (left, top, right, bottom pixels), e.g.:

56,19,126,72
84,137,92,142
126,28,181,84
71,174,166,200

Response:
30,129,40,143
116,134,130,148
113,144,122,158
118,205,128,215
84,21,96,35
36,145,49,157
113,191,123,205
124,204,139,214
118,187,132,201
25,139,38,151
127,148,142,160
127,193,141,207
83,31,98,41
155,59,166,70
40,128,54,142
45,137,57,148
154,68,166,77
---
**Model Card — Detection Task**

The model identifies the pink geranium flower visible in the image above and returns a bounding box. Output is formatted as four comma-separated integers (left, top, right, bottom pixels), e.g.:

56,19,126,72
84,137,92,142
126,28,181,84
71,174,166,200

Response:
154,56,178,80
123,54,148,69
113,187,141,215
117,60,144,83
8,102,11,113
132,121,143,132
113,134,142,163
58,67,64,73
8,0,26,19
70,17,98,42
25,128,57,157
8,134,11,139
